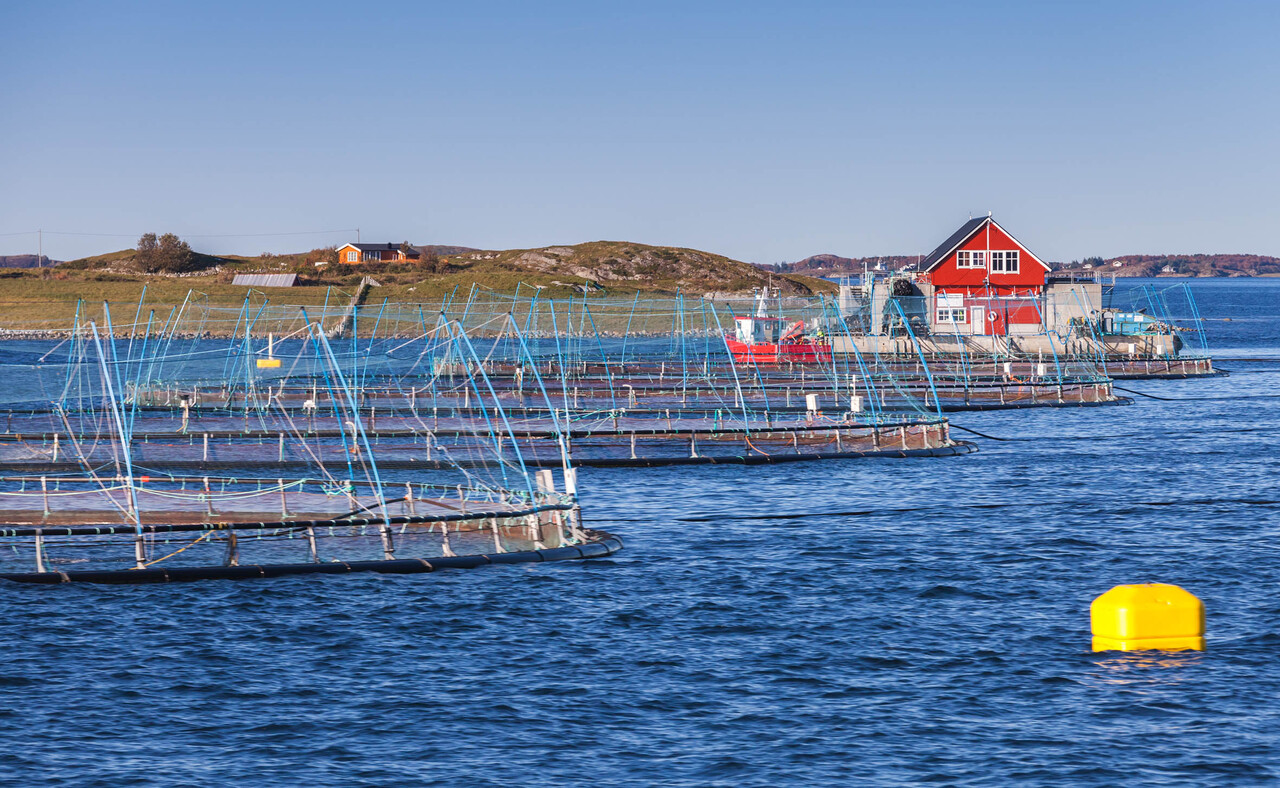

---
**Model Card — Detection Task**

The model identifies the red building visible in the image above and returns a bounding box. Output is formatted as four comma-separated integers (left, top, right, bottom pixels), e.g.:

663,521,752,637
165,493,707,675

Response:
917,216,1051,336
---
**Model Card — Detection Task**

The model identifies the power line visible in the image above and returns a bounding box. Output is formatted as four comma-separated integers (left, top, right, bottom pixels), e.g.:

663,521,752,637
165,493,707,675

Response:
189,229,359,239
25,228,359,239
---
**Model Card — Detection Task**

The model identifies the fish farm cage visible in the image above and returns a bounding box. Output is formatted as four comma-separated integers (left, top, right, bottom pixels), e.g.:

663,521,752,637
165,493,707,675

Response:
1,292,982,470
0,315,619,584
0,277,1224,584
1089,282,1218,378
13,288,1132,415
0,474,618,584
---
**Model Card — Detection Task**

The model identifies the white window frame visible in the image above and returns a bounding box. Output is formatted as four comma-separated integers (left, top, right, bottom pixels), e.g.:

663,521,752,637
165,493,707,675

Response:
957,250,986,269
990,250,1020,274
935,293,967,324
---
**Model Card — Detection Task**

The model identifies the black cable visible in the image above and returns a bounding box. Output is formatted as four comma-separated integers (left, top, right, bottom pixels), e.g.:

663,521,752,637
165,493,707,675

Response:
947,424,1029,442
1112,386,1181,401
1113,386,1280,402
948,422,1279,444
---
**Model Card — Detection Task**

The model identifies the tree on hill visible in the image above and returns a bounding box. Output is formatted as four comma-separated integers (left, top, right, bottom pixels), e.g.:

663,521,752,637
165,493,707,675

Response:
420,249,443,273
305,245,338,266
135,232,195,273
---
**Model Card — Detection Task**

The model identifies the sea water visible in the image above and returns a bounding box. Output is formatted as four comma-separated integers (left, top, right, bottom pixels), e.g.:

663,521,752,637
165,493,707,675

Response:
0,278,1276,785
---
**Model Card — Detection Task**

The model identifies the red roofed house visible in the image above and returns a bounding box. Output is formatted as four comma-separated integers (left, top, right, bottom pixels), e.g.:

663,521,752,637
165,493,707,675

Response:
916,215,1051,337
335,242,422,265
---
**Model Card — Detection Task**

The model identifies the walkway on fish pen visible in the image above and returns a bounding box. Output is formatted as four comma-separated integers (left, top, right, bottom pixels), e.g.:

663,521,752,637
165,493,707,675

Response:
0,411,971,470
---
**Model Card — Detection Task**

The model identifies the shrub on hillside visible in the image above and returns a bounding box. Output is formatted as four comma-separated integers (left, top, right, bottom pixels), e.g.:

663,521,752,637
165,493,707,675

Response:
305,245,339,267
135,232,198,273
417,250,445,273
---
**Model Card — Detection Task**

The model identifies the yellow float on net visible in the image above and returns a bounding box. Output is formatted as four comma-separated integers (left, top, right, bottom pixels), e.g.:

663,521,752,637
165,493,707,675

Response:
1090,583,1204,652
257,334,282,368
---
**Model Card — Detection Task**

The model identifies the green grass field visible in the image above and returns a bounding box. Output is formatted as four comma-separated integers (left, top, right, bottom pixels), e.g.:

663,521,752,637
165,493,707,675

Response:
0,239,837,333
0,275,341,330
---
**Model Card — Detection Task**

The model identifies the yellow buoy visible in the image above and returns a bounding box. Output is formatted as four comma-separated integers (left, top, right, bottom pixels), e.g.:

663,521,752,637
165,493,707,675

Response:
256,333,281,368
1090,583,1204,652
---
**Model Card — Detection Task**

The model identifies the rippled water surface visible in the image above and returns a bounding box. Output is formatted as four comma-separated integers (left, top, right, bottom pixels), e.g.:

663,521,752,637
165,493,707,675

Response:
1,279,1278,785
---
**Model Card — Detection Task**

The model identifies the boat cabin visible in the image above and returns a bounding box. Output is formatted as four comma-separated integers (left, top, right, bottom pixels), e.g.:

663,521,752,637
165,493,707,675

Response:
726,299,831,364
734,316,792,346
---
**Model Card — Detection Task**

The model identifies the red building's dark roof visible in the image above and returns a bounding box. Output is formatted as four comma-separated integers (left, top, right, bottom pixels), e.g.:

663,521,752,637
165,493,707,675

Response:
918,216,1050,273
919,217,989,272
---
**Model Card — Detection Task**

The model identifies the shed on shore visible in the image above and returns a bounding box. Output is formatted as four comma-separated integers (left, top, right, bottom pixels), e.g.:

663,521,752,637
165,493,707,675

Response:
231,273,297,287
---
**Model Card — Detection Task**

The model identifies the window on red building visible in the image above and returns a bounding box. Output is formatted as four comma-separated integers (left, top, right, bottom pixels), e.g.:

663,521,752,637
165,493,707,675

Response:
957,250,985,268
991,250,1019,273
936,293,967,324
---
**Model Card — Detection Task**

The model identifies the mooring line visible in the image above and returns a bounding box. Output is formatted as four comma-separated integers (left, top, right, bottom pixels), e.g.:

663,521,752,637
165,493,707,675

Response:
1113,386,1280,402
949,423,1280,444
947,424,1029,442
1112,386,1182,401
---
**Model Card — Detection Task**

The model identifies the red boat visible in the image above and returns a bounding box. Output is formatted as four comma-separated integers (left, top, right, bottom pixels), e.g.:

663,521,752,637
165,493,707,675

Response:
725,313,832,365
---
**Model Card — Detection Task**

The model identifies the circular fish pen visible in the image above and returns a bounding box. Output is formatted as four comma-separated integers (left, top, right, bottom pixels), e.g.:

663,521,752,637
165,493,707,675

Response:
0,412,969,470
0,314,620,585
0,476,620,584
2,292,982,469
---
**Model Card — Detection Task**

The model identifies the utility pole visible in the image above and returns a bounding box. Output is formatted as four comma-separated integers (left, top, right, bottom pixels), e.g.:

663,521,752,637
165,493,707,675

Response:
356,227,360,244
37,229,42,268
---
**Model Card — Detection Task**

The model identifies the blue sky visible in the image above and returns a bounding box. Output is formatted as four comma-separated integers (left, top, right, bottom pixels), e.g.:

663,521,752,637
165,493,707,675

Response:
3,1,1278,263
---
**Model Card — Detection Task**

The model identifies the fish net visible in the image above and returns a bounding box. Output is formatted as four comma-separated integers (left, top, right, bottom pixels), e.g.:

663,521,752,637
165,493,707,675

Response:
1,291,971,470
0,310,603,581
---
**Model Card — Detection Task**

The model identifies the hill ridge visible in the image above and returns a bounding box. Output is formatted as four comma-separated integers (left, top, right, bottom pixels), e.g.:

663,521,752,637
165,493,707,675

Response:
49,239,835,296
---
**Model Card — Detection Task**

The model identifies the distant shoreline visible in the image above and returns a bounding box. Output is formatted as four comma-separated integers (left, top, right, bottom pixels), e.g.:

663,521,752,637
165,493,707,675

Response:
772,252,1280,279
